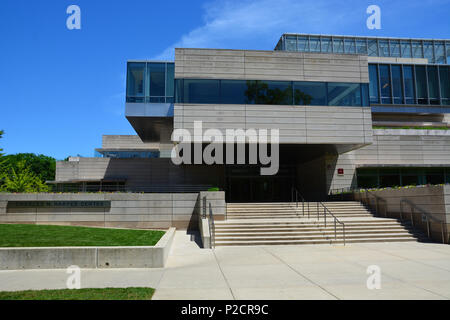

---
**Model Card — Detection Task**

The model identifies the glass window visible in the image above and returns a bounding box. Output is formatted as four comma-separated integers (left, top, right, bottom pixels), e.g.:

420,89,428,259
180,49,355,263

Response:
400,40,412,58
285,36,297,51
361,84,369,107
175,79,183,103
147,63,165,98
415,65,428,104
297,36,309,52
368,65,379,104
166,63,174,99
247,81,292,105
333,37,344,53
321,37,332,53
356,39,367,54
412,41,423,58
380,174,400,188
368,39,378,56
357,175,379,189
403,66,415,104
309,37,321,52
423,41,434,63
391,65,403,104
293,82,326,105
378,40,389,57
434,42,445,64
439,66,450,105
126,62,145,102
327,83,361,106
220,80,248,104
389,40,400,57
427,66,440,104
379,65,392,104
447,42,450,64
344,38,356,53
183,79,220,104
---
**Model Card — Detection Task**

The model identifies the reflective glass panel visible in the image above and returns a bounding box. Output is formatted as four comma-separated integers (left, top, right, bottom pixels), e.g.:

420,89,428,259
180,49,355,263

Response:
368,64,379,103
147,63,165,97
309,37,320,52
327,83,361,106
379,65,392,104
389,40,400,57
400,40,412,58
368,40,378,56
183,79,220,104
297,36,309,52
415,65,428,104
126,62,145,102
423,41,434,63
220,80,248,104
344,38,356,53
434,42,445,64
285,36,297,51
378,40,389,57
447,42,450,64
356,39,367,54
333,37,344,53
403,66,415,104
293,82,326,105
439,66,450,105
427,66,440,104
245,81,292,105
391,65,403,104
412,41,423,58
321,37,332,53
166,63,174,98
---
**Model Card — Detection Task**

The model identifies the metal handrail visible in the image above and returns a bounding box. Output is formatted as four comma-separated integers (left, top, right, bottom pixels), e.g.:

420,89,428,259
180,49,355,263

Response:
400,199,447,244
316,201,346,245
208,202,216,249
291,187,309,217
363,190,388,218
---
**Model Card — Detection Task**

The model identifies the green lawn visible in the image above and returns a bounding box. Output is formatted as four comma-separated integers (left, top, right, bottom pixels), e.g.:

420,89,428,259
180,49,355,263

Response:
0,287,155,300
0,224,165,247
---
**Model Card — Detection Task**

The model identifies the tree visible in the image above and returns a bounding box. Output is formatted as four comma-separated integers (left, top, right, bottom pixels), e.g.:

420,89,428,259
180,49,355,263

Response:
0,130,4,157
0,153,56,182
0,161,49,193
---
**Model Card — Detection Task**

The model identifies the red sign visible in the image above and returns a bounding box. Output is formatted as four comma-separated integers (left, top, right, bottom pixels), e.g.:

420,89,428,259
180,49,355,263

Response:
337,168,344,175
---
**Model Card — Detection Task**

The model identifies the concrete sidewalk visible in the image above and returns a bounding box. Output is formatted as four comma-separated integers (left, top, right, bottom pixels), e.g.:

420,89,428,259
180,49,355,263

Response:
1,230,450,300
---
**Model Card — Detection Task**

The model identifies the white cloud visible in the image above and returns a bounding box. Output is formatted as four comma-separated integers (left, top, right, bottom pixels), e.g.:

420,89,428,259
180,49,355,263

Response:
153,0,361,60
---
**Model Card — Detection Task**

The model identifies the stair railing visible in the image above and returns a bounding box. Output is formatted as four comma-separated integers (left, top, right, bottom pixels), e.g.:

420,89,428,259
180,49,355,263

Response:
291,187,309,218
316,201,346,246
208,202,216,248
362,190,388,218
400,199,447,244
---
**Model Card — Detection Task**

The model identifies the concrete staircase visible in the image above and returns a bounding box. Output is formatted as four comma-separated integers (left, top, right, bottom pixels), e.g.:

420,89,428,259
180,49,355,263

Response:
214,201,428,246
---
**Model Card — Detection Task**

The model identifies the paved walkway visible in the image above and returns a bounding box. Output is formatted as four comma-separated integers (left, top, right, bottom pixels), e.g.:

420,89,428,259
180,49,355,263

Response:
1,230,450,299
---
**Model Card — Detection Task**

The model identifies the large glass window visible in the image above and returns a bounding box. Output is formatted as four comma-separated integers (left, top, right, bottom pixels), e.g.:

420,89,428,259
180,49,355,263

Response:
440,66,450,105
220,80,248,104
412,41,423,58
293,82,326,105
327,83,361,106
403,66,415,104
147,63,165,102
333,37,344,53
379,65,392,104
166,63,175,102
309,37,321,52
423,41,434,63
389,40,400,57
368,65,379,104
378,40,389,57
447,42,450,64
126,63,145,102
391,65,403,104
368,39,378,56
400,40,412,58
434,42,446,64
427,66,440,105
285,36,297,51
246,80,292,105
183,79,220,104
415,65,428,104
321,37,332,53
356,39,367,54
297,36,309,52
344,38,356,53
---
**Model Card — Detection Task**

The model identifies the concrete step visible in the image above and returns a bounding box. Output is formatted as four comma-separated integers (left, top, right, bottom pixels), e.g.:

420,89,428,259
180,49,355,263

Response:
215,225,412,233
214,237,420,246
214,232,416,241
215,229,415,238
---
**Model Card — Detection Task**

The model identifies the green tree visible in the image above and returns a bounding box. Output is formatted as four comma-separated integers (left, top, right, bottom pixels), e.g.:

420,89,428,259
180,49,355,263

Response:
1,161,49,193
0,153,56,182
0,130,4,156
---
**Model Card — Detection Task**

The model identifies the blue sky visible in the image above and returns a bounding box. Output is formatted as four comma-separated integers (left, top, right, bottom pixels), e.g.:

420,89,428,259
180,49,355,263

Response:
0,0,449,160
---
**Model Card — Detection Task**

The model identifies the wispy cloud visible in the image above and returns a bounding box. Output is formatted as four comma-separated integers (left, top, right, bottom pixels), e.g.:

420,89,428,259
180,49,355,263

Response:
153,0,361,60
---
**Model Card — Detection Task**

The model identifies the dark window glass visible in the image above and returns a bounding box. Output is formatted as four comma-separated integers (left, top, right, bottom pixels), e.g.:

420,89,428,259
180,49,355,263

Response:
415,65,428,104
402,175,419,186
389,40,400,57
297,36,309,52
412,41,423,58
344,38,355,53
126,62,145,102
439,66,450,106
379,174,400,188
183,79,220,104
379,65,391,104
378,40,389,57
447,42,450,64
327,83,361,106
321,37,332,53
368,64,379,103
391,65,403,104
356,39,367,54
361,84,369,107
434,42,445,64
427,66,440,104
423,41,434,63
400,41,412,58
248,81,292,105
368,40,378,56
357,175,379,189
403,66,415,104
220,80,248,104
166,63,174,98
333,37,344,53
293,82,326,105
147,63,165,97
175,79,183,103
285,36,297,51
309,37,320,52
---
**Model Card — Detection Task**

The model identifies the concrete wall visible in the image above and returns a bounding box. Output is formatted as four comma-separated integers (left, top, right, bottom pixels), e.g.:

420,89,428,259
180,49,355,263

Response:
174,104,373,145
0,193,203,230
175,49,369,83
101,135,159,150
354,186,450,244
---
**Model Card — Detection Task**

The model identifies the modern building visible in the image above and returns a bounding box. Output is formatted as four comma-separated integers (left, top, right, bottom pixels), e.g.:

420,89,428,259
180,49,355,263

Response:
52,34,450,202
